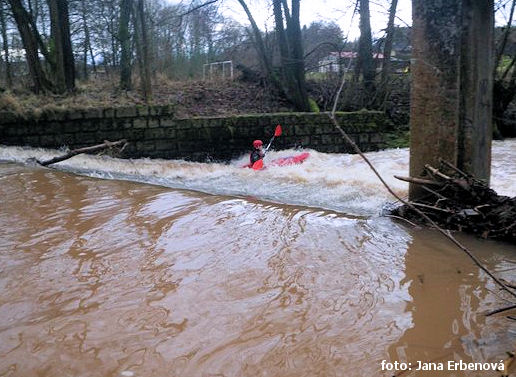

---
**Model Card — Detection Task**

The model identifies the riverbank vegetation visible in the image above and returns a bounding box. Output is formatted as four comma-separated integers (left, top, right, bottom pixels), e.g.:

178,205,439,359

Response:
0,0,513,136
0,74,294,116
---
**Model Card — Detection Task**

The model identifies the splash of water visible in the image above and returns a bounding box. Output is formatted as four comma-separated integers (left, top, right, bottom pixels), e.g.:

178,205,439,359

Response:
1,139,515,215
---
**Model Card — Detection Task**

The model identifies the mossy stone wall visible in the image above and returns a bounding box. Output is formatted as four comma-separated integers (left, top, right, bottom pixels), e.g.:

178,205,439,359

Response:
0,105,392,161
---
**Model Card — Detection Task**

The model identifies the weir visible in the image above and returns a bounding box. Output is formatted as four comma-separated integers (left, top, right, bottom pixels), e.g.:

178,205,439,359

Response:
1,140,514,216
0,108,392,161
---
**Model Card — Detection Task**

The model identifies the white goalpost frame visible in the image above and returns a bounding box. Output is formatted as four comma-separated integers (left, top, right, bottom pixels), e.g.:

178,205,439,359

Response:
203,60,233,80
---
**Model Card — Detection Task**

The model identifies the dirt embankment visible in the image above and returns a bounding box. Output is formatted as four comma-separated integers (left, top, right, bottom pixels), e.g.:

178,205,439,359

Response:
0,76,294,117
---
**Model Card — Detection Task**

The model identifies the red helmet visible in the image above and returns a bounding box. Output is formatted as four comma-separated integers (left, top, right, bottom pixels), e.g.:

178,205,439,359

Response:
253,139,263,148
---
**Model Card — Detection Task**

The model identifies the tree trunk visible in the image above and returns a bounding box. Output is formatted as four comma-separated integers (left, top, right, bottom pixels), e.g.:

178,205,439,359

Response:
273,0,290,62
236,0,277,86
493,65,516,136
47,0,75,93
492,0,516,136
109,0,119,68
135,0,151,101
7,0,53,93
272,0,290,92
272,0,309,111
59,0,75,91
287,0,310,111
119,0,132,90
381,0,398,84
494,0,515,72
357,0,375,99
81,0,91,79
89,40,97,74
0,2,13,88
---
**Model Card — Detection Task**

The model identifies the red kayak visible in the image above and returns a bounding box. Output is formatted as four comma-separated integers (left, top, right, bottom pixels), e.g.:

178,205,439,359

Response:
270,152,310,166
243,152,310,170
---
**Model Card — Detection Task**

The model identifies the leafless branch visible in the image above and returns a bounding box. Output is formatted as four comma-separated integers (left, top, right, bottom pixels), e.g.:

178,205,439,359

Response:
179,0,218,17
485,303,516,316
495,0,516,69
36,139,128,166
328,71,516,299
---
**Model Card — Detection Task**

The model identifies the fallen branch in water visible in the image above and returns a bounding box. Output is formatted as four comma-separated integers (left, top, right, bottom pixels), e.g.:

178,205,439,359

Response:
329,72,516,300
501,279,516,290
485,304,516,317
409,202,454,213
36,139,128,166
383,214,421,228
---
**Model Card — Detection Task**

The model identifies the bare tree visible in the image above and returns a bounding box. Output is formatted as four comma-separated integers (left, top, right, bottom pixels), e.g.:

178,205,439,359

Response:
236,0,276,83
7,0,74,93
47,0,75,92
119,0,132,90
7,0,53,93
493,0,516,136
134,0,152,100
356,0,375,100
272,0,310,111
0,1,13,88
80,0,96,79
381,0,398,84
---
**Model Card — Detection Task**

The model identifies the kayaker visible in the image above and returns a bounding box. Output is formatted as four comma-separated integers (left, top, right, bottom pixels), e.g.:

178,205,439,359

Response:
250,140,265,165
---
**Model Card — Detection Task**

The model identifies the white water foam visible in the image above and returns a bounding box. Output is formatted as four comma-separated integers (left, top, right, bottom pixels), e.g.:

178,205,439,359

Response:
1,139,515,215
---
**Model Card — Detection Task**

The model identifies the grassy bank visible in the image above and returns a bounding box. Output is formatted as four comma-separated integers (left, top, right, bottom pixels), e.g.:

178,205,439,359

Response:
0,76,293,118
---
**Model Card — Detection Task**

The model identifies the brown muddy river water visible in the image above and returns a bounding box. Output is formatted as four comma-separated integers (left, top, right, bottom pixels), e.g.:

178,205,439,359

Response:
0,142,515,377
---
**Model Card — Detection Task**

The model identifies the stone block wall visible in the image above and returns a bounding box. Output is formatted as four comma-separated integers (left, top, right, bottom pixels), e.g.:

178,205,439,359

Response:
0,105,393,161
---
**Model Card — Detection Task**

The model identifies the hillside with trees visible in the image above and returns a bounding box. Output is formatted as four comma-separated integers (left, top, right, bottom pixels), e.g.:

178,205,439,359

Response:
0,0,514,136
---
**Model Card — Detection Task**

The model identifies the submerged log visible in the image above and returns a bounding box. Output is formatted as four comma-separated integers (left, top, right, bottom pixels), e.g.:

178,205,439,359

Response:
393,161,516,243
37,139,128,166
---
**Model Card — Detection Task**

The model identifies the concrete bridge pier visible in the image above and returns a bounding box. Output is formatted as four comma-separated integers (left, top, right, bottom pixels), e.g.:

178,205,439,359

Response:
409,0,494,199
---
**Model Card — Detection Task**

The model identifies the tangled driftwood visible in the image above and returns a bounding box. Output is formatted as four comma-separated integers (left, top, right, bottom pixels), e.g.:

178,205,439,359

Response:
393,159,516,243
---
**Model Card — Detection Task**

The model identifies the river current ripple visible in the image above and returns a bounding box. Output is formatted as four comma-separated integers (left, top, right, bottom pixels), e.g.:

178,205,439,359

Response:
0,141,515,376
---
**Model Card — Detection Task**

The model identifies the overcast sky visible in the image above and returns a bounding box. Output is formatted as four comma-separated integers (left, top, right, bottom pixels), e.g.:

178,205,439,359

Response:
173,0,514,41
221,0,413,40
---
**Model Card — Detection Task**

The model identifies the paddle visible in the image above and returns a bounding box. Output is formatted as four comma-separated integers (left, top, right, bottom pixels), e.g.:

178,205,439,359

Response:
251,159,264,170
265,125,282,152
